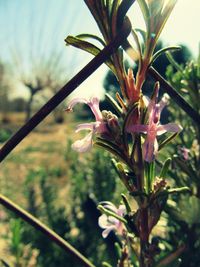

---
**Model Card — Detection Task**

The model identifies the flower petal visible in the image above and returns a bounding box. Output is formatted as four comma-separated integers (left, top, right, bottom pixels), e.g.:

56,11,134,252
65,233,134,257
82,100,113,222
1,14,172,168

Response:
148,83,160,115
66,97,88,111
102,226,116,238
98,214,112,228
103,203,118,213
117,205,126,216
143,138,158,162
154,138,159,156
88,97,102,121
71,132,93,152
158,93,169,113
157,123,182,135
75,123,95,132
127,124,148,133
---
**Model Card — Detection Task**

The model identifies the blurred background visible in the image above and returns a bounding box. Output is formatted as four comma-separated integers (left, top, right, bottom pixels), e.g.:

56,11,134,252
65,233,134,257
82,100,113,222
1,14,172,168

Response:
0,1,200,266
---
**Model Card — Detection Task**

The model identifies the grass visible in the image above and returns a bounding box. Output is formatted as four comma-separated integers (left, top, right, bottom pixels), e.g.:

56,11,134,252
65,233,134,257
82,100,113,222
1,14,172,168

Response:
0,110,119,266
0,112,77,262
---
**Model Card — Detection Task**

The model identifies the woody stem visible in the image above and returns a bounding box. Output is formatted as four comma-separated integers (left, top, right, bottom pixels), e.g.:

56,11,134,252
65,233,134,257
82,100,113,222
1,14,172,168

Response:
140,208,150,267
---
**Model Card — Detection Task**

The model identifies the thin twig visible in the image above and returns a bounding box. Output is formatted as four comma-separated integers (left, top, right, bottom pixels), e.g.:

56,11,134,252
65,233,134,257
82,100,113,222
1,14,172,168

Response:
0,19,131,162
148,67,200,125
0,194,96,267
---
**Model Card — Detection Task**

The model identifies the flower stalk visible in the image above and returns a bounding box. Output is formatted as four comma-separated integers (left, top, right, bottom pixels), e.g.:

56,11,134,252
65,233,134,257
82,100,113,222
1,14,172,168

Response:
0,1,193,267
64,1,188,266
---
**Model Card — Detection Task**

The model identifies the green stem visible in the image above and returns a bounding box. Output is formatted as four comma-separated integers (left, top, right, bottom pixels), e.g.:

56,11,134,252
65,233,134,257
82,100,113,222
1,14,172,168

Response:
132,135,151,267
135,135,144,191
0,194,96,267
136,61,148,92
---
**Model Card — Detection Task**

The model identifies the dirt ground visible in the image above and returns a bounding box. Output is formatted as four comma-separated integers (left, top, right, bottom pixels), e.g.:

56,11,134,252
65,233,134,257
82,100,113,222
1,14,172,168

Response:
0,112,78,261
0,112,79,201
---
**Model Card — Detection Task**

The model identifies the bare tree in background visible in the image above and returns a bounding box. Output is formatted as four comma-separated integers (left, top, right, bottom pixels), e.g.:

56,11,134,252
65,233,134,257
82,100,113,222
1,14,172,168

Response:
0,60,10,123
1,0,79,122
20,52,67,122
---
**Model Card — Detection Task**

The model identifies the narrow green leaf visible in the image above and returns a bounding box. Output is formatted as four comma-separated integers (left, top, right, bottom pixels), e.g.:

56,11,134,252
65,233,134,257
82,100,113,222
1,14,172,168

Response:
65,35,116,74
105,0,112,26
154,0,177,44
131,28,143,63
84,0,109,41
111,159,133,191
106,0,112,13
76,33,106,46
145,161,155,193
150,46,181,66
155,187,191,200
102,262,113,267
148,0,164,18
105,93,123,116
121,193,132,213
158,132,178,151
95,141,127,164
137,0,150,33
167,187,191,194
95,137,132,169
96,137,124,155
99,0,110,37
65,35,101,52
166,51,184,72
159,158,171,178
135,28,147,44
114,242,122,258
111,0,121,35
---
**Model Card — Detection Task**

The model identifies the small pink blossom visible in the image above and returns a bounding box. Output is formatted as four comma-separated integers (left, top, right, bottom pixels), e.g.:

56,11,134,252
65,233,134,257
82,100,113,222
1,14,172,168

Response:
127,84,182,162
66,97,107,152
125,68,140,103
98,202,126,238
178,146,190,160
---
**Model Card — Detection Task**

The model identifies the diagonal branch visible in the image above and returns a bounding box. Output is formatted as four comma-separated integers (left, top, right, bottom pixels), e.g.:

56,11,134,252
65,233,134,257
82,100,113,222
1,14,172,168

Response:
148,67,200,125
0,194,96,267
0,19,131,162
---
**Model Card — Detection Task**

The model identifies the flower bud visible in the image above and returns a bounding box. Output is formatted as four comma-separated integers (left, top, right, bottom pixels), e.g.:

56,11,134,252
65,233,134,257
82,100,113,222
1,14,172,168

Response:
102,110,120,136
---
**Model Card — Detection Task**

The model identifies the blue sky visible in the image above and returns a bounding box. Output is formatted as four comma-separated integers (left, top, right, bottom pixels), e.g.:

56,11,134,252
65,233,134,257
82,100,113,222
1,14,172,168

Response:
0,0,95,72
0,0,199,99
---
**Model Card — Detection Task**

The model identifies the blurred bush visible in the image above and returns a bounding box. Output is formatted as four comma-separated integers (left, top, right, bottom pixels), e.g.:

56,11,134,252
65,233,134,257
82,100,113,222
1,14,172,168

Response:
2,142,123,266
0,128,12,143
163,52,200,267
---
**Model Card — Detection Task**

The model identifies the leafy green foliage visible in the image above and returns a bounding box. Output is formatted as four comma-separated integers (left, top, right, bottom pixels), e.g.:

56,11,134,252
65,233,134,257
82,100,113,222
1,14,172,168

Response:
163,51,200,267
5,142,122,266
0,129,12,143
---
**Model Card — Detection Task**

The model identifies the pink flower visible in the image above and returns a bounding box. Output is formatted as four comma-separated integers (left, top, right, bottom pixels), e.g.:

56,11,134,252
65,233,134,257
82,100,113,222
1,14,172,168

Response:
178,146,190,160
127,84,182,162
98,202,126,238
66,97,107,152
125,68,140,103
